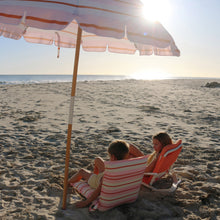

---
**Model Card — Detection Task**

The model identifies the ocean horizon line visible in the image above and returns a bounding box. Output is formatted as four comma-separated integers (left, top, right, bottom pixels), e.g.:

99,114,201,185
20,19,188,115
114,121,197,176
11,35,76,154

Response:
0,74,219,85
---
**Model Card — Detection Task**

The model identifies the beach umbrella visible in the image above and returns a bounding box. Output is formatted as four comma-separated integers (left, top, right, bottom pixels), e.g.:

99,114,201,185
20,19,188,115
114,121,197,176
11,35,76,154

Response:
0,0,180,209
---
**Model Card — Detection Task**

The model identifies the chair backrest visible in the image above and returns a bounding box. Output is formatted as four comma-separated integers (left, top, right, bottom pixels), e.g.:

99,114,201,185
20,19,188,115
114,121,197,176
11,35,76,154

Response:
97,155,148,211
143,140,182,185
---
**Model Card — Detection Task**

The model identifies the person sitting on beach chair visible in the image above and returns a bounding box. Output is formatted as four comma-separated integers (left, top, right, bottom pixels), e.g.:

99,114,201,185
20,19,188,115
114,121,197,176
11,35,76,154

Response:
129,132,173,171
129,132,182,191
93,139,145,174
68,140,130,208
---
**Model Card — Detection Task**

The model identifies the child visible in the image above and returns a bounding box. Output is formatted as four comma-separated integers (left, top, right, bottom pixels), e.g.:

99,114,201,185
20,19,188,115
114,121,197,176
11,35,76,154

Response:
129,132,172,172
145,132,172,172
68,140,130,208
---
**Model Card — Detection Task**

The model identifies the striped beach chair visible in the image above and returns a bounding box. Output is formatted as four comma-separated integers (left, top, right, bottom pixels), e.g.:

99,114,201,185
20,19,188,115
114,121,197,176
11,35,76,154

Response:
71,155,148,211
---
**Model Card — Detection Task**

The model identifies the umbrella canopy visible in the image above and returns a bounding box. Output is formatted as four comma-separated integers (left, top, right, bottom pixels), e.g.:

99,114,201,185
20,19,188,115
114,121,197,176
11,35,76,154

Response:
0,0,179,56
0,0,180,209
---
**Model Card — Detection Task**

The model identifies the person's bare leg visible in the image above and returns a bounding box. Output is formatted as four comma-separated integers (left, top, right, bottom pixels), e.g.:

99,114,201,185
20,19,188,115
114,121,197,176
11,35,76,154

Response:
68,168,92,186
93,157,105,174
128,143,144,158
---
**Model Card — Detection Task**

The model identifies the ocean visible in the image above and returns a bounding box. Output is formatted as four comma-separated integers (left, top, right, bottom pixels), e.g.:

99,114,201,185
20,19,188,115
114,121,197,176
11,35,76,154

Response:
0,75,219,85
0,74,130,84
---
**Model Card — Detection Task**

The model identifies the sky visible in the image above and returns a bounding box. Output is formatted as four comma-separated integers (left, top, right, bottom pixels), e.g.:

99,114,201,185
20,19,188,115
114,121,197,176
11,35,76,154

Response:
1,0,220,79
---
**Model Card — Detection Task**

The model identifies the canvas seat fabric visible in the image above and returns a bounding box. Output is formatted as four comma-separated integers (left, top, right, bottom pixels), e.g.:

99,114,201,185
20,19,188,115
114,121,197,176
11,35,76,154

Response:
142,140,182,191
72,155,148,211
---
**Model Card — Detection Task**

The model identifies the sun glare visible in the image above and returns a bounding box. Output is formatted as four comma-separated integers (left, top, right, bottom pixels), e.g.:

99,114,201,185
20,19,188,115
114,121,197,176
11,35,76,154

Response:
130,69,171,80
141,0,172,22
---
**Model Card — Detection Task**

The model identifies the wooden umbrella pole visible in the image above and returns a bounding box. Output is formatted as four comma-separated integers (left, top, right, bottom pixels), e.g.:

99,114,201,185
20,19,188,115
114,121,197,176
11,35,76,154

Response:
62,26,82,210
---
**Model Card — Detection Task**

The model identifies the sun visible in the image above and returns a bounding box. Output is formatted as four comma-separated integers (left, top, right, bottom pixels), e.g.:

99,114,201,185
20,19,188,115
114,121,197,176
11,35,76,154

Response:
141,0,172,23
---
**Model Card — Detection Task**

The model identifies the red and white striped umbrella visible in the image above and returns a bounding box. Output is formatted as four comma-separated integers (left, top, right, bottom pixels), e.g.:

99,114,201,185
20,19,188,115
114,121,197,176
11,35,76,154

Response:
0,0,180,209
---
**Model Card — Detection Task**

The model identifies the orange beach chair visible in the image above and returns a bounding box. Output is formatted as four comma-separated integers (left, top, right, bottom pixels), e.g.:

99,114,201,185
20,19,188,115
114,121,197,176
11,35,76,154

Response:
142,140,182,192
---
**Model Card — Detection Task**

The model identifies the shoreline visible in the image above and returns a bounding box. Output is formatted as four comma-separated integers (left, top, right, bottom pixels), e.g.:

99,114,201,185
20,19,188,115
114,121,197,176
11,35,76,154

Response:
0,75,220,85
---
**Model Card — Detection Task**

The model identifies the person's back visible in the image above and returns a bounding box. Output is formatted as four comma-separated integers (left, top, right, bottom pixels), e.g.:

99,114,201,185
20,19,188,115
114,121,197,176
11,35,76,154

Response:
69,139,130,208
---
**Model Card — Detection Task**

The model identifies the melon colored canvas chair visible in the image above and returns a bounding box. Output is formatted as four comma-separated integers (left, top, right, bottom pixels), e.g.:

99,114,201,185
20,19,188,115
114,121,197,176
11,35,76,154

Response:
142,140,182,192
71,155,148,211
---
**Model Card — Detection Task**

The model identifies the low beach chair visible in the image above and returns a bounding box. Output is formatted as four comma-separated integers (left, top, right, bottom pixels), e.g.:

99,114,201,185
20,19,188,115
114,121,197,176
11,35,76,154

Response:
71,155,148,211
142,140,182,192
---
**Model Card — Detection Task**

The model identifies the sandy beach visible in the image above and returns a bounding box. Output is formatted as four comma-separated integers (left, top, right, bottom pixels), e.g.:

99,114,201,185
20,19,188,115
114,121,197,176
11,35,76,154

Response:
0,79,219,219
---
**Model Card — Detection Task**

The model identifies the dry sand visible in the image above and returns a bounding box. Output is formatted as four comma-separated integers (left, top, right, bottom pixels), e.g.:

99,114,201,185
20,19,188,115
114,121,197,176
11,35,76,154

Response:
0,79,219,219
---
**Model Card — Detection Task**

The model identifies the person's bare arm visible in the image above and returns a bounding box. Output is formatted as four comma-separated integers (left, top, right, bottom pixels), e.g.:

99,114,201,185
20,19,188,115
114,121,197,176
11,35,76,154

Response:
75,181,102,208
94,157,105,174
129,143,144,158
145,154,159,173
